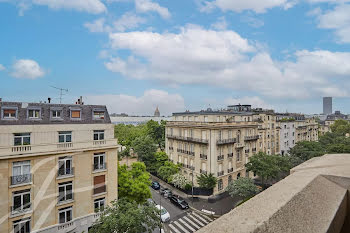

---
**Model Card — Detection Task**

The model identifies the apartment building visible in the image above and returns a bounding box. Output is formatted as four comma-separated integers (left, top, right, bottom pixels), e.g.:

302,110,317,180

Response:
0,100,118,233
277,115,319,154
165,105,278,194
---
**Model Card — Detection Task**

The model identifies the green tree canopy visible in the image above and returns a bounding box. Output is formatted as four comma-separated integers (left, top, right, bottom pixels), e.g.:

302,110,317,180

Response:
118,162,151,204
226,177,259,198
245,152,291,187
288,141,325,162
157,161,180,182
132,135,158,165
196,173,217,189
330,119,350,136
114,124,148,147
89,198,161,233
146,120,166,150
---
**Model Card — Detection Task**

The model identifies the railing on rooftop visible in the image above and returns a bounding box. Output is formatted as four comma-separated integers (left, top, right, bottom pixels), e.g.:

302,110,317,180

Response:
166,134,208,144
217,138,237,145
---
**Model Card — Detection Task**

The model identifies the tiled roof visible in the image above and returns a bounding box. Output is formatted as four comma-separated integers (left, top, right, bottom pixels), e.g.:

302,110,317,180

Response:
0,102,111,125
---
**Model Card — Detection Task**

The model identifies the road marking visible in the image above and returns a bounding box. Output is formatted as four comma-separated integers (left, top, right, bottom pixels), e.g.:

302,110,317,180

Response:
187,214,205,227
179,218,196,232
183,216,200,229
197,213,213,222
192,212,209,224
173,220,190,233
169,224,181,233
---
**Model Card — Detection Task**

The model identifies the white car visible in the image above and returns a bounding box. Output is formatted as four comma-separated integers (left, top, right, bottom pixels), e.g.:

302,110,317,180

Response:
156,205,170,223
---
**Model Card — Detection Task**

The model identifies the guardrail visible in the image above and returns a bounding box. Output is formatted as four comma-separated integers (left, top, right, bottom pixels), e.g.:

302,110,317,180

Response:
166,135,208,144
217,138,237,145
244,135,259,141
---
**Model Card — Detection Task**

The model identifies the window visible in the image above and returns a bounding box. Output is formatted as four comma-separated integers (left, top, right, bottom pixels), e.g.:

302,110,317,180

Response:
93,175,106,195
12,161,31,185
14,133,30,146
93,111,105,120
59,131,72,143
52,110,62,119
3,108,17,119
13,218,31,233
58,181,73,203
12,189,31,214
58,156,73,177
93,153,106,170
70,110,81,119
94,198,105,212
236,151,241,162
237,172,241,179
218,179,223,191
58,206,72,224
94,130,104,141
28,109,40,119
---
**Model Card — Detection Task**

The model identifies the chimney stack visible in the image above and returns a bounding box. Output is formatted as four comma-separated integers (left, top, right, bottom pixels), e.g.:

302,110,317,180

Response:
48,97,51,103
0,98,2,102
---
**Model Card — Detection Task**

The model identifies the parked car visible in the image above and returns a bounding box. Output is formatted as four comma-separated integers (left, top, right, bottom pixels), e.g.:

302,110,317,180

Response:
160,188,172,198
156,205,170,222
170,195,189,209
151,181,160,190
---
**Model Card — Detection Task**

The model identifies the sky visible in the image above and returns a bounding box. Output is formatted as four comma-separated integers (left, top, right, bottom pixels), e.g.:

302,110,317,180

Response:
0,0,350,116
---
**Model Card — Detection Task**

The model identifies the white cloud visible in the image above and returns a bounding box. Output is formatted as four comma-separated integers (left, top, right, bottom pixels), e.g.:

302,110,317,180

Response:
84,13,146,33
86,89,185,115
225,96,273,109
211,17,228,30
241,15,264,28
200,0,294,13
315,4,350,43
104,25,350,99
0,64,5,71
4,0,107,15
10,59,45,79
32,0,106,14
135,0,171,19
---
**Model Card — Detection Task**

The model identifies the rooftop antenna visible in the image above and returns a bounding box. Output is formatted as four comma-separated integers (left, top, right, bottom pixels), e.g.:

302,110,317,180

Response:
50,86,68,104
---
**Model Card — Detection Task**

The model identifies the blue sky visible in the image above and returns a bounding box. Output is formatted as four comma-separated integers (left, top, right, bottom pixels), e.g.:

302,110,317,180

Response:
0,0,350,116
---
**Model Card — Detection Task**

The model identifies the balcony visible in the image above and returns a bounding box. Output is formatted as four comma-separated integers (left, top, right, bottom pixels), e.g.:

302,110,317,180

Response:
169,146,174,151
217,171,224,177
200,154,207,160
177,149,195,156
236,143,244,148
252,148,257,153
217,155,224,161
245,149,250,153
57,167,74,178
93,140,106,146
93,163,106,171
57,142,73,149
166,134,208,144
11,145,31,153
227,153,234,158
244,135,260,141
11,203,32,216
227,168,234,173
217,138,237,145
200,169,207,174
11,174,32,186
1,139,117,157
94,184,107,195
57,221,75,232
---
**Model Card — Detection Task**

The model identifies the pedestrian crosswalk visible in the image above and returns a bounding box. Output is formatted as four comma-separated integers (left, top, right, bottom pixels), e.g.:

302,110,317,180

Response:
167,211,214,233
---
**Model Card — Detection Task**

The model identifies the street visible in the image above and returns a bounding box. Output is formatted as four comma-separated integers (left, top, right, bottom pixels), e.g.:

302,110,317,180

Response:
150,187,214,233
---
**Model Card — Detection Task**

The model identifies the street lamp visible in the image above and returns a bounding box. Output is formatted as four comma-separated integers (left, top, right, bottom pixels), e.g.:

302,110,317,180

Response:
159,188,162,233
191,166,194,205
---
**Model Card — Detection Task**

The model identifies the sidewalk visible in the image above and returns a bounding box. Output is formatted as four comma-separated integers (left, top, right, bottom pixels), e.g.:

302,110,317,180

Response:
151,175,242,216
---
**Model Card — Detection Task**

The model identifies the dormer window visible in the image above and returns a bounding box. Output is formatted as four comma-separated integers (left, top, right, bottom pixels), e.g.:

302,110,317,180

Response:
93,110,105,120
2,108,17,119
52,110,61,118
28,109,41,119
70,109,81,120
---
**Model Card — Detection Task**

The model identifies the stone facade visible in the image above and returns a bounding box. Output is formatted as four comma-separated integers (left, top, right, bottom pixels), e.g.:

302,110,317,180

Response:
0,101,118,233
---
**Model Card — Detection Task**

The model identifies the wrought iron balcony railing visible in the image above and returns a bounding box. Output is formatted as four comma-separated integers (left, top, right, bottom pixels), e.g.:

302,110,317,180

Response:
11,174,32,186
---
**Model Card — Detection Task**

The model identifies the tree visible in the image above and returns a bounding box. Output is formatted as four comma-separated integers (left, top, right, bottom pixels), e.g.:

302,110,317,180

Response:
245,152,291,188
146,120,166,150
171,173,190,189
288,141,325,162
330,119,350,136
118,162,151,204
146,151,169,174
114,124,148,147
196,173,217,189
226,177,259,198
132,136,157,166
89,198,161,233
157,161,180,182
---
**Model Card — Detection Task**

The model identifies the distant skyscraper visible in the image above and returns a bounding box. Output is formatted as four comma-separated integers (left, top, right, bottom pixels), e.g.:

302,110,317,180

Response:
154,106,160,117
323,97,332,115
